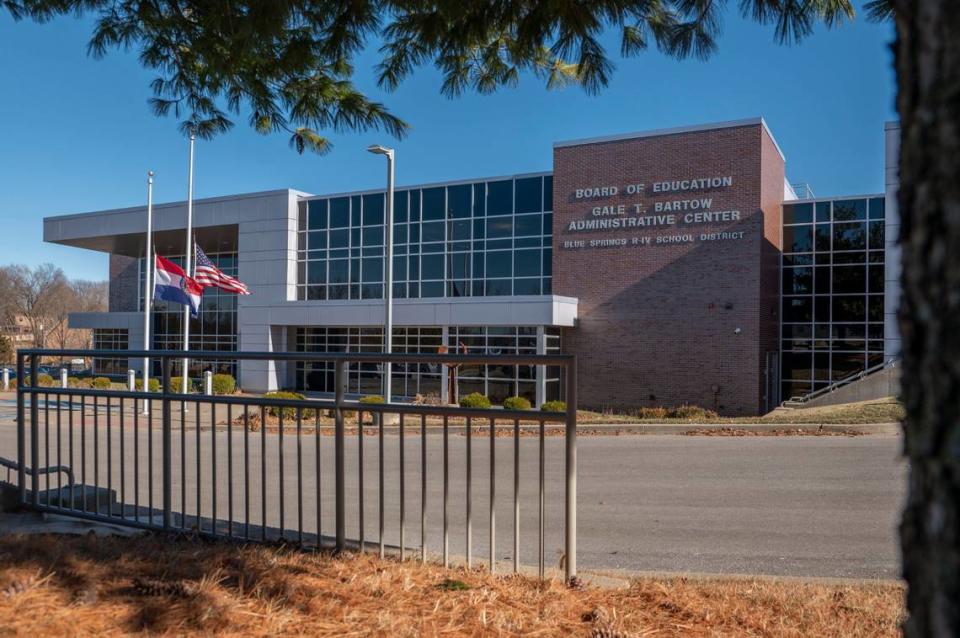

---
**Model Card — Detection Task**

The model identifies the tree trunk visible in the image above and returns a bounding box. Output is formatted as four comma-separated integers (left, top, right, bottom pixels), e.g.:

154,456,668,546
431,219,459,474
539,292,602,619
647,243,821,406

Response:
895,2,960,635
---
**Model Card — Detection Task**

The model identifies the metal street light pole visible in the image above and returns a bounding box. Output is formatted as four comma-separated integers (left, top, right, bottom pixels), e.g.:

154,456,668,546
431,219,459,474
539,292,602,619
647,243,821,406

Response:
366,145,394,403
182,133,195,394
143,170,155,415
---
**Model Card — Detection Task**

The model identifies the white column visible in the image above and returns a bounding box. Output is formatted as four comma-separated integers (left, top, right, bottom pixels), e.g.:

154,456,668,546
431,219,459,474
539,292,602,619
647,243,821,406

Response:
60,368,68,389
535,326,547,408
128,369,136,391
440,325,449,403
2,368,8,391
204,370,213,395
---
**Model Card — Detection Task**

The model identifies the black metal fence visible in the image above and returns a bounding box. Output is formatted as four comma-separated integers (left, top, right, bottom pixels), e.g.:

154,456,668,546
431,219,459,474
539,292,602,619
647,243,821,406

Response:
11,349,578,581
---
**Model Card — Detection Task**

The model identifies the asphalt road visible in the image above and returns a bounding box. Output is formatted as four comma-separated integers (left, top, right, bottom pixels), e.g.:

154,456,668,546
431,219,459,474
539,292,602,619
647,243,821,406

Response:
0,400,905,579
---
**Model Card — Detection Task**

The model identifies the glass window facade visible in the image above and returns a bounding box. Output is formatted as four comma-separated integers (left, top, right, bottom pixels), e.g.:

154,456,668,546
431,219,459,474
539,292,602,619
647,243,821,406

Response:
139,251,239,378
780,196,885,400
296,175,553,301
92,328,129,375
293,325,562,404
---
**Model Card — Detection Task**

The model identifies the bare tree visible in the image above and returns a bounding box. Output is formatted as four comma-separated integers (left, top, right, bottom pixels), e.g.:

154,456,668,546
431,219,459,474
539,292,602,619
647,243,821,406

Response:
0,264,68,350
68,280,109,349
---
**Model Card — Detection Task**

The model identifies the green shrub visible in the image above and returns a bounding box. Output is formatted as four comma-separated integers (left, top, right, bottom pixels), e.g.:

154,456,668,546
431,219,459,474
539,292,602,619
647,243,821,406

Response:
67,377,80,388
263,391,314,420
668,404,719,420
356,395,384,421
636,406,669,419
211,373,236,395
26,374,55,387
169,377,198,393
459,392,492,409
7,378,16,389
135,378,161,392
540,400,567,412
502,396,532,410
92,377,112,389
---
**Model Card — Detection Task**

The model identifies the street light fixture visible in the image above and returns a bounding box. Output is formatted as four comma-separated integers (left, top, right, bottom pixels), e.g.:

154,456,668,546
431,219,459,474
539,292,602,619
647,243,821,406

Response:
367,144,395,403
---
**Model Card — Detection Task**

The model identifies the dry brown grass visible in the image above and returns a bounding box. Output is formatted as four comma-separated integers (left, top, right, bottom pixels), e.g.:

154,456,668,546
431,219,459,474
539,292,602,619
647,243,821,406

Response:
0,533,903,637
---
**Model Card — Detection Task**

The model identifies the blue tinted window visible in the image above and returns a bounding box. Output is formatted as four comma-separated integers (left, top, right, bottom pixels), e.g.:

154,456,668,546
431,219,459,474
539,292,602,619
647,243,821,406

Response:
447,184,471,219
361,258,382,283
514,214,541,237
514,249,541,277
869,197,885,220
308,199,328,229
307,261,325,284
473,183,486,216
834,223,866,251
487,251,512,278
329,260,349,284
833,199,867,221
421,281,444,297
513,278,540,295
515,177,542,213
449,220,471,241
544,176,553,211
422,187,445,220
487,217,513,238
783,203,813,224
448,253,470,279
362,226,383,246
485,279,511,295
393,191,408,223
421,254,444,279
330,198,350,227
784,225,813,253
329,229,349,248
816,202,831,222
363,193,384,226
487,180,513,215
422,221,445,243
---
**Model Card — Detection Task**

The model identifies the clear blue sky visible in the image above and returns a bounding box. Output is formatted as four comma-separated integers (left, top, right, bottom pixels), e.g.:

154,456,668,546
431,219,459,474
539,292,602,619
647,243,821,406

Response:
0,9,895,281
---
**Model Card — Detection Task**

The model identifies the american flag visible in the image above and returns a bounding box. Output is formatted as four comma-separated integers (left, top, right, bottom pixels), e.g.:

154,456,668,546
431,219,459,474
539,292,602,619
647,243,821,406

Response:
194,244,250,294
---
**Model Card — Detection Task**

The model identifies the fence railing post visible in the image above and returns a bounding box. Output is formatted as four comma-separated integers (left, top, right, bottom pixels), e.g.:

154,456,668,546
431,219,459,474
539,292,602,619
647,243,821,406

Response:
16,354,25,504
29,353,39,507
161,356,172,530
564,357,577,584
204,370,213,396
334,359,346,552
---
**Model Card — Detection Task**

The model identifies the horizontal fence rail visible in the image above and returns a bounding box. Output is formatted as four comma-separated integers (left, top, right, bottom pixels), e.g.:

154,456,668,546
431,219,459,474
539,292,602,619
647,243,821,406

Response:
11,348,578,582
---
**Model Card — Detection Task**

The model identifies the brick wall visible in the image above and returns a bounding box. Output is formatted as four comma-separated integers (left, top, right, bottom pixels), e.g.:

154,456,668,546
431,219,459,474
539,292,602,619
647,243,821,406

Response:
109,254,139,312
552,123,785,415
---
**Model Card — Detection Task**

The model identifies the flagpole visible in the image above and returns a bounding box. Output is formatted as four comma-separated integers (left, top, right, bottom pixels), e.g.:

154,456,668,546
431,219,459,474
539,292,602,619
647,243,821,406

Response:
182,132,195,394
142,170,155,415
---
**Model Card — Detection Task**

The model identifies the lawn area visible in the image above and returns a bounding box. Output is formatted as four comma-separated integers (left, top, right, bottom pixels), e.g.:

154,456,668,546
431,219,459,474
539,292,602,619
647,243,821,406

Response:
577,398,905,425
0,533,903,636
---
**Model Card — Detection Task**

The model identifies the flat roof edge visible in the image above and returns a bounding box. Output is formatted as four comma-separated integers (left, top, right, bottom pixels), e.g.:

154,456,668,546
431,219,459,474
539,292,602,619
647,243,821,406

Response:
553,117,786,161
44,188,311,223
299,170,553,202
788,192,885,204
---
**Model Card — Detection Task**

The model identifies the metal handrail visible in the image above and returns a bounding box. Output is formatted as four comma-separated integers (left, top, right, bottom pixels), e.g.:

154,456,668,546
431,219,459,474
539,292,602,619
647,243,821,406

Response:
13,348,579,583
0,456,74,487
785,358,898,405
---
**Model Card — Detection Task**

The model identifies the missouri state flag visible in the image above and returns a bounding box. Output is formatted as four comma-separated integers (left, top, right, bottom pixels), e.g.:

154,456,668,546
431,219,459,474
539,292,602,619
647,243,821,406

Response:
154,255,203,317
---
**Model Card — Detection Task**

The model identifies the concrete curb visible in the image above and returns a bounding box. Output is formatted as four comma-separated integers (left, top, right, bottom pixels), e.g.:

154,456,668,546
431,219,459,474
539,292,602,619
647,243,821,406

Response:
574,422,902,435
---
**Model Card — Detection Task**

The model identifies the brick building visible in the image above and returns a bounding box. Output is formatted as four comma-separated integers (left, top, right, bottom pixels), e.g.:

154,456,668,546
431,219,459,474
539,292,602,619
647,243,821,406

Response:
43,118,898,415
